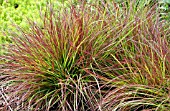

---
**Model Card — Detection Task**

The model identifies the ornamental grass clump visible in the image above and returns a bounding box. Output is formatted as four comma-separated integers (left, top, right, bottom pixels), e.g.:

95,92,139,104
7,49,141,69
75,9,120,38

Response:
89,1,170,111
0,0,170,111
0,1,127,110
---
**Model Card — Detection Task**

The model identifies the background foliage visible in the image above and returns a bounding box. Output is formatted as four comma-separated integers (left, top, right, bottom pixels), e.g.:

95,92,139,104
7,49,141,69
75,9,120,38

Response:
0,0,70,55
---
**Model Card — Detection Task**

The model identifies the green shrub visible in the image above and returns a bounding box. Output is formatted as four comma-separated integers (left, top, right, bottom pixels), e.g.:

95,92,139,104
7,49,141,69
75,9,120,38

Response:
159,0,170,21
0,0,70,55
